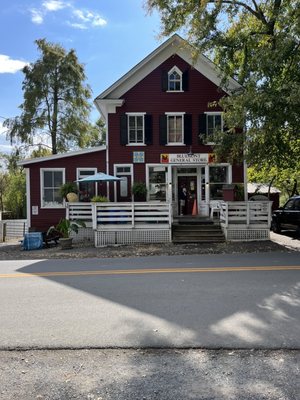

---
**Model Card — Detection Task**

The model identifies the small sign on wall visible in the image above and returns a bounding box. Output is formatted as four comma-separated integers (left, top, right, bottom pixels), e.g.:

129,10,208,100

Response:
32,206,39,215
133,151,145,163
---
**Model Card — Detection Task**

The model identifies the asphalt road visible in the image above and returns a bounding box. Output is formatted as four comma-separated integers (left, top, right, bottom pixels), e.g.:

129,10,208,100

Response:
0,251,299,349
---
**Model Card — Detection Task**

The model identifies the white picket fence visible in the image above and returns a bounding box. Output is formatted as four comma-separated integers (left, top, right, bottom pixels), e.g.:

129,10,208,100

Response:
0,219,28,242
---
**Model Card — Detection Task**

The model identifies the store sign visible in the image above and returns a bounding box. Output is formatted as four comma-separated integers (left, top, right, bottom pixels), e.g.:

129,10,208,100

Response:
160,153,215,164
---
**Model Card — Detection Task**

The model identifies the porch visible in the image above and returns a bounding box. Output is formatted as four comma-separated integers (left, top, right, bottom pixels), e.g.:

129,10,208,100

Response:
66,200,273,246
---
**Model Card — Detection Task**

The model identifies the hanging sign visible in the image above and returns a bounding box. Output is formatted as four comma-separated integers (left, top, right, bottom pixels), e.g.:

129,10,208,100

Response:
160,153,215,164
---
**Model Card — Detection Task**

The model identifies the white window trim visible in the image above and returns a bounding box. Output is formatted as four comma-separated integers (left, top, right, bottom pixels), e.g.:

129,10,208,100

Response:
146,164,170,202
167,66,183,92
40,168,65,209
76,167,98,196
126,112,146,145
208,164,232,202
165,112,185,145
113,164,133,202
204,112,223,145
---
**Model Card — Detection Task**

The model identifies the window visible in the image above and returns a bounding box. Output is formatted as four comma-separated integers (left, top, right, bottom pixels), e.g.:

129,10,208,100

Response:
41,169,64,208
77,168,97,202
206,113,223,142
168,67,182,91
148,166,167,201
167,114,183,144
128,114,144,144
209,166,229,200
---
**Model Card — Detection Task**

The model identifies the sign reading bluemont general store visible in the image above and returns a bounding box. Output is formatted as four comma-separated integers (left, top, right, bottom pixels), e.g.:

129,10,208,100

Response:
160,153,215,164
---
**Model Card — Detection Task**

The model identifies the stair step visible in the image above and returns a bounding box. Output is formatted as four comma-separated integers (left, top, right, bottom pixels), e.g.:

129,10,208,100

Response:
173,238,225,243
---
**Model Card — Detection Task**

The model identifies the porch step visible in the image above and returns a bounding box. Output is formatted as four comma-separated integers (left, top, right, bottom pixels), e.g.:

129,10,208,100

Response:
172,222,225,243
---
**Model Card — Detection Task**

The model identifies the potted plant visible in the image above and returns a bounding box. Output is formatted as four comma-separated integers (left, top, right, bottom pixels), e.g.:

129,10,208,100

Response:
132,182,147,202
91,195,108,202
59,182,78,202
56,218,86,249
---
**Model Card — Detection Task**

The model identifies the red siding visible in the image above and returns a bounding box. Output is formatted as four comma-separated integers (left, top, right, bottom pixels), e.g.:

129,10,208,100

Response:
107,54,243,183
28,150,106,231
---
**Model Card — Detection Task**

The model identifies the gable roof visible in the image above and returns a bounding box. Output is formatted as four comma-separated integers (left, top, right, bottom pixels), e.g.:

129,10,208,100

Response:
94,34,242,118
18,145,106,166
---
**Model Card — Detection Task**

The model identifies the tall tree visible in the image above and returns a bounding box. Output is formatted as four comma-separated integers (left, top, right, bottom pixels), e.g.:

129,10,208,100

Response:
147,0,300,169
4,39,92,154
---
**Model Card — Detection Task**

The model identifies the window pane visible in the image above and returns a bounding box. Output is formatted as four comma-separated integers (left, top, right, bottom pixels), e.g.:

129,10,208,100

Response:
44,189,53,202
120,177,128,197
209,166,227,183
44,171,53,187
215,115,222,130
148,167,167,201
54,171,63,187
129,129,136,142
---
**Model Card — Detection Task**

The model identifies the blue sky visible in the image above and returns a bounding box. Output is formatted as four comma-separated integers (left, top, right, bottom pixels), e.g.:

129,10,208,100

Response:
0,0,162,153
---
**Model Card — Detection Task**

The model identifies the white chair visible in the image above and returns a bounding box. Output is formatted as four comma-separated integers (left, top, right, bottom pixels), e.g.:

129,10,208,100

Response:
210,201,221,219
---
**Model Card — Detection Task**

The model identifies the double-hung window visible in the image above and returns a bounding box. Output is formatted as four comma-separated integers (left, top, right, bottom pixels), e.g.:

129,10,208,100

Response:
206,113,223,143
167,113,184,144
128,113,145,144
41,168,65,208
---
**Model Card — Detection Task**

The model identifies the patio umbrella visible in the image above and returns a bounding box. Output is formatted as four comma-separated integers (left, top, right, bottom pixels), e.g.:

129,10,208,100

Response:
75,172,123,183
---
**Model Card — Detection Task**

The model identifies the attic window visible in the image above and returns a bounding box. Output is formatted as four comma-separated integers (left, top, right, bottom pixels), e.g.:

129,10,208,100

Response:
168,66,182,91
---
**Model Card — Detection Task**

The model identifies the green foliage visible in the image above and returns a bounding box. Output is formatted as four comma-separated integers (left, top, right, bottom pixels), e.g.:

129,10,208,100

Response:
56,218,86,239
132,182,147,200
91,195,108,202
3,171,26,218
4,39,92,154
248,165,300,204
147,0,300,169
59,182,78,200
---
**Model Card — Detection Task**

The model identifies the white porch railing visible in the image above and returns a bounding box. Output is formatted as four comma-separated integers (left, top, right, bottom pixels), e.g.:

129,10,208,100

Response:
66,202,172,229
66,202,172,246
219,201,272,241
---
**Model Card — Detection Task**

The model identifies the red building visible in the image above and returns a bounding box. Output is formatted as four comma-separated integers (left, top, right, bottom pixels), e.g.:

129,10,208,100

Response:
20,34,245,231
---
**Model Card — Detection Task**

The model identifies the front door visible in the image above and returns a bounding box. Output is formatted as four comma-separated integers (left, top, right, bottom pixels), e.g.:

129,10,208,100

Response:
178,176,197,215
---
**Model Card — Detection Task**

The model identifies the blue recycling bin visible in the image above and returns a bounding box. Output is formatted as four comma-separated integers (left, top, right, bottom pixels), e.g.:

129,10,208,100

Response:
22,232,43,250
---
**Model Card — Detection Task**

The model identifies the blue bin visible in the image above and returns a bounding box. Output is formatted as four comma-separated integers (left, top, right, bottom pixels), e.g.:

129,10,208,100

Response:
22,232,43,250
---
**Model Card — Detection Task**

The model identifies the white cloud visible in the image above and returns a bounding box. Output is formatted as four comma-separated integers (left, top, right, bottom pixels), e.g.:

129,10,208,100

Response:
0,55,28,74
28,2,107,29
72,9,107,29
30,8,44,24
42,0,67,12
68,22,87,30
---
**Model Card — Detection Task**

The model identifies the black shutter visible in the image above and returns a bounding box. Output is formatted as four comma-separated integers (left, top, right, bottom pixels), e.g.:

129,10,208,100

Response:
144,114,152,145
198,114,206,144
184,114,192,145
159,115,168,145
120,114,128,145
161,71,168,91
182,70,189,91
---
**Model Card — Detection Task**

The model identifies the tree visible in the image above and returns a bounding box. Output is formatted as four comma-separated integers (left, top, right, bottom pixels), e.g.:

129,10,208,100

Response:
4,39,92,154
147,0,300,169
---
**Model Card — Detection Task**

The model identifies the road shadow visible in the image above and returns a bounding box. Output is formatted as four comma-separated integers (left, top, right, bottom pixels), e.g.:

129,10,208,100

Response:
13,253,300,349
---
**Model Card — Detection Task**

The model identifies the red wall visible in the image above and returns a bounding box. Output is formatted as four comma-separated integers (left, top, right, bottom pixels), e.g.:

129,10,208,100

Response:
27,150,106,231
108,55,244,182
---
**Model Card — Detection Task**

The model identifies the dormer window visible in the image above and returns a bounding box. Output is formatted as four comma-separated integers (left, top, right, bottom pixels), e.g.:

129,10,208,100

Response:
168,66,182,91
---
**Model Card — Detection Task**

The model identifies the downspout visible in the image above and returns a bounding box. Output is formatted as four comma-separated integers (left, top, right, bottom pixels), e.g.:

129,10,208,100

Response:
25,168,31,228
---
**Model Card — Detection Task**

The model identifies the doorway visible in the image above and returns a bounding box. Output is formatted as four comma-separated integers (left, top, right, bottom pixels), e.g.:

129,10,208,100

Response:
177,176,197,215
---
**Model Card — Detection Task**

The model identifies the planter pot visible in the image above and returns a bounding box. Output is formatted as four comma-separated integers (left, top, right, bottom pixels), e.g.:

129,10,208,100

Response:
59,237,73,250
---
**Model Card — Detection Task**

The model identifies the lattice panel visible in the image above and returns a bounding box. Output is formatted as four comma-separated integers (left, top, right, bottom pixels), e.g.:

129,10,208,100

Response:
71,228,94,243
226,229,270,241
95,229,171,247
